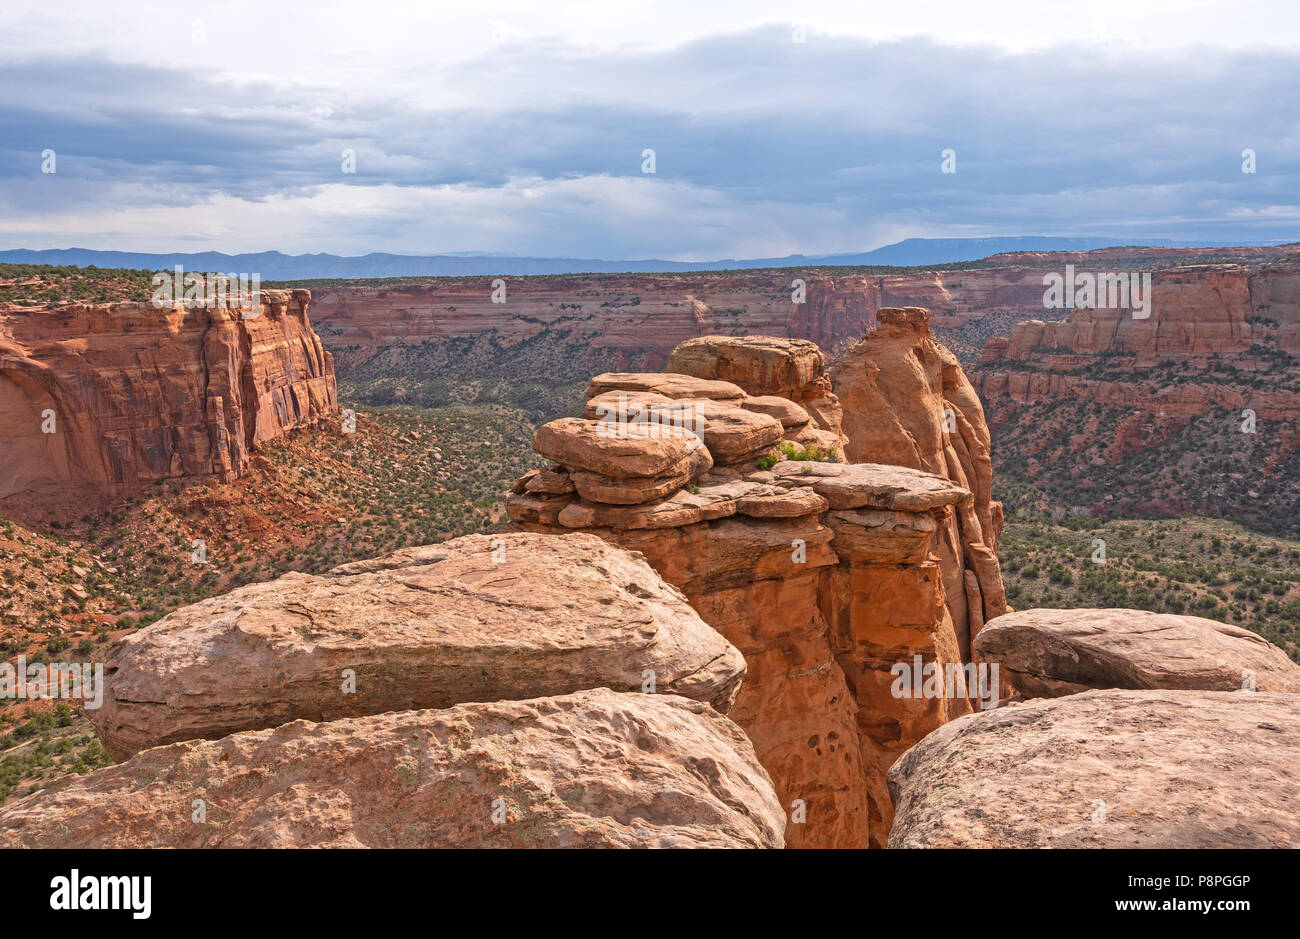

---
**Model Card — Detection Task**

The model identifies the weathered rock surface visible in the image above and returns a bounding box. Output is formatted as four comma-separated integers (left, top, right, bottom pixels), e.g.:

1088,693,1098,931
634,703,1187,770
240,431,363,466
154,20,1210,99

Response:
0,290,336,509
533,416,702,478
586,372,746,402
4,689,785,848
974,607,1300,696
669,335,825,398
830,307,1006,660
90,532,745,759
569,445,712,505
688,400,785,464
771,460,971,512
741,394,811,429
888,689,1300,848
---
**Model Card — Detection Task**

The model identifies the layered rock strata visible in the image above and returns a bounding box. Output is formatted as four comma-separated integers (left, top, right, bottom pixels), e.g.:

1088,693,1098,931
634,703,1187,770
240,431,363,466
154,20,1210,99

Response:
0,289,337,504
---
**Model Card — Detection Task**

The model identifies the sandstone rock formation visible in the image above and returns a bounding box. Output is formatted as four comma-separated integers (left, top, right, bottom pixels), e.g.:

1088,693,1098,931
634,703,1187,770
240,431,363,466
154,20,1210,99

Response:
829,307,1007,660
888,689,1300,848
508,334,1005,848
91,532,745,759
2,689,784,848
973,607,1300,696
0,289,337,509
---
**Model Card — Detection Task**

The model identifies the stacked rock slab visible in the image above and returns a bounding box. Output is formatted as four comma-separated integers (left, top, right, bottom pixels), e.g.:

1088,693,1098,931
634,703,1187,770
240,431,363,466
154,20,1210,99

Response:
3,533,779,848
508,339,991,848
828,307,1007,660
668,334,847,450
89,532,746,758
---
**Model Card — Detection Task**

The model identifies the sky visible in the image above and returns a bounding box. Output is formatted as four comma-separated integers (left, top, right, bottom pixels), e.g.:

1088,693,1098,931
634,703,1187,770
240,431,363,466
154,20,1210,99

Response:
1,0,1299,259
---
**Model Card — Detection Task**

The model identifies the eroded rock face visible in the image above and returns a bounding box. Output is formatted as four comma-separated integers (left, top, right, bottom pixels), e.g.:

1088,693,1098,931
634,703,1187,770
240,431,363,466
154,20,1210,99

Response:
91,532,745,759
974,608,1300,696
0,290,336,508
829,307,1006,660
3,689,784,848
888,689,1300,848
509,335,998,848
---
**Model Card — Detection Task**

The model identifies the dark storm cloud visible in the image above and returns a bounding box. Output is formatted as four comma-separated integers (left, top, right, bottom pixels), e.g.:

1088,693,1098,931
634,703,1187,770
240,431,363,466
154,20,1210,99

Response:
1,25,1297,252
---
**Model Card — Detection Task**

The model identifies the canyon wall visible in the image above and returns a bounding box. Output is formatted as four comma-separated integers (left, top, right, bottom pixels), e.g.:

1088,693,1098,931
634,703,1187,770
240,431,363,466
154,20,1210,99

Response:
310,248,1299,376
0,290,337,509
310,268,1056,369
970,262,1300,534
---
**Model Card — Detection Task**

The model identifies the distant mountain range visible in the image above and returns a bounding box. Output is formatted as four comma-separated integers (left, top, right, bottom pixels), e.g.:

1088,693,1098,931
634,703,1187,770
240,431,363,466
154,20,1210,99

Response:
1,237,1293,280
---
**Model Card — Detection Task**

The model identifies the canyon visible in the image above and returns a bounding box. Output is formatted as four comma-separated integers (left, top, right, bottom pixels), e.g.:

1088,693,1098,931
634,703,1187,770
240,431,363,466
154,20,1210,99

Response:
308,249,1300,536
0,251,1294,847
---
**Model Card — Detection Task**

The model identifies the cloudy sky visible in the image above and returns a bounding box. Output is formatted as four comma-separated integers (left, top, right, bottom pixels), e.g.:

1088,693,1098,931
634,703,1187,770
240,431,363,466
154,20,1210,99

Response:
2,0,1299,259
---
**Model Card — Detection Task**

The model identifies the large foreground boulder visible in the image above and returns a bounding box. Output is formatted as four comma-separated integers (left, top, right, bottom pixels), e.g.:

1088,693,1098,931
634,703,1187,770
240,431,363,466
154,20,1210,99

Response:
888,689,1300,848
974,608,1300,696
91,532,745,759
1,689,785,848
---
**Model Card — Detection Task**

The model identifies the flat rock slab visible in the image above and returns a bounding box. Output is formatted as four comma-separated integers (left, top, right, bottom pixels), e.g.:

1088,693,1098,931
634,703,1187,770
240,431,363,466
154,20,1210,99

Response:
741,395,812,428
888,689,1300,848
771,461,971,511
585,372,747,402
688,400,784,463
556,479,826,530
570,445,712,505
3,689,785,848
90,532,745,759
534,417,702,478
974,608,1300,696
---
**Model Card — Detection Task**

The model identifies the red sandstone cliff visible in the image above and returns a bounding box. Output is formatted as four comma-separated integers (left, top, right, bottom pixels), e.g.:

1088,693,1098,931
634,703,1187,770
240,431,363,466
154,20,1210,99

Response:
309,248,1299,374
0,289,337,509
970,261,1300,533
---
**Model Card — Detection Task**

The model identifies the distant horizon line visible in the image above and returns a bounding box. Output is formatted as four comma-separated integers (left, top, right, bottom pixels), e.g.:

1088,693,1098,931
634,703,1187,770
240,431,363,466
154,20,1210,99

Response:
3,235,1298,266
